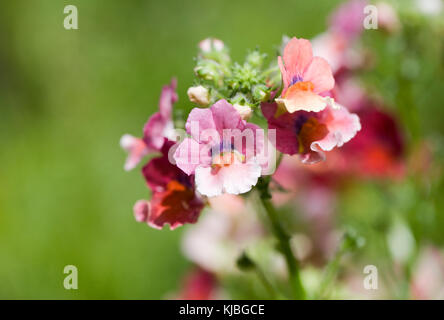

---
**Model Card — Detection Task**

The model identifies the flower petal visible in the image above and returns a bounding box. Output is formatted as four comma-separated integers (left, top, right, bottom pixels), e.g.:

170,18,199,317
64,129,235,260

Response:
220,159,262,195
261,102,300,155
143,112,168,150
195,166,225,197
158,78,178,119
133,200,150,222
185,108,216,142
120,134,148,171
276,90,327,113
278,56,291,93
282,38,313,77
303,57,335,94
174,137,204,175
148,180,204,230
314,104,361,152
195,159,261,197
210,99,244,133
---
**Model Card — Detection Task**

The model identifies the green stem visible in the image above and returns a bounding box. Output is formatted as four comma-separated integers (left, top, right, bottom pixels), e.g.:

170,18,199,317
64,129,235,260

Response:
259,196,306,299
254,264,279,299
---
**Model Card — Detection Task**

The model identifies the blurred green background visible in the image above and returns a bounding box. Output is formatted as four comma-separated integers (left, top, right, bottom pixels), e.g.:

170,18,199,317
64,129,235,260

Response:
0,0,343,299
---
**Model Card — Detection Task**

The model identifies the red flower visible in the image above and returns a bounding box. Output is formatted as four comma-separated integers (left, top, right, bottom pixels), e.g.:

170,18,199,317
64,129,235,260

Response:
134,140,205,230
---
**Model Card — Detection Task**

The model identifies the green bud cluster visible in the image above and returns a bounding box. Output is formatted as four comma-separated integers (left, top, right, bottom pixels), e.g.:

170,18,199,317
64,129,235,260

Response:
192,43,278,108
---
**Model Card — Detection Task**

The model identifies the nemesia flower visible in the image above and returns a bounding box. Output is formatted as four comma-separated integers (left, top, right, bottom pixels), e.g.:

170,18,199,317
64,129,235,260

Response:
262,101,361,163
311,32,349,75
120,79,178,171
329,0,367,42
135,140,204,230
187,85,210,106
276,37,335,114
312,0,368,74
174,99,264,197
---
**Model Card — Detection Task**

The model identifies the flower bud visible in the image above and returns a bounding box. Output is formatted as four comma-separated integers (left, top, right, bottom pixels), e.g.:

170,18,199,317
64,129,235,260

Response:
187,85,210,106
252,84,269,102
246,50,267,68
199,38,225,53
233,103,253,120
194,60,221,81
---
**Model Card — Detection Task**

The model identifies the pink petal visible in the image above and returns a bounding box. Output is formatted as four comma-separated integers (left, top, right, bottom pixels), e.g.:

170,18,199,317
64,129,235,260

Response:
278,56,291,93
143,112,168,150
219,159,262,195
329,0,367,41
195,166,224,197
210,99,244,133
120,134,148,171
282,38,313,78
311,104,361,155
185,108,216,142
303,57,335,94
261,103,300,155
158,78,178,119
133,200,150,222
174,138,205,175
195,159,261,197
244,122,263,159
276,90,327,113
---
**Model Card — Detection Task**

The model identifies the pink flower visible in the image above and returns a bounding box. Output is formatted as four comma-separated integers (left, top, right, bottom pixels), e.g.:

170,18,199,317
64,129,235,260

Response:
276,37,335,114
311,32,349,75
174,100,264,197
120,134,150,172
262,101,361,163
329,0,367,42
312,0,370,75
134,140,204,230
120,78,177,171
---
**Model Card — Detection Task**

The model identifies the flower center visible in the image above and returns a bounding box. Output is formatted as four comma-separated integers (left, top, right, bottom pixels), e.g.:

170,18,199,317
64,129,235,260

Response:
284,81,315,98
210,150,245,174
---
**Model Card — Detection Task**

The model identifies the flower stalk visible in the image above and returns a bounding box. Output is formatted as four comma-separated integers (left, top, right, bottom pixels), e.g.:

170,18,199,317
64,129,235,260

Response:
256,177,306,300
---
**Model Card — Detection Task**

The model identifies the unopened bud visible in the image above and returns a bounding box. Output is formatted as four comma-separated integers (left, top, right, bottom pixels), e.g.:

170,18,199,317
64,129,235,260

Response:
233,103,253,120
252,84,269,102
199,38,225,53
187,85,210,106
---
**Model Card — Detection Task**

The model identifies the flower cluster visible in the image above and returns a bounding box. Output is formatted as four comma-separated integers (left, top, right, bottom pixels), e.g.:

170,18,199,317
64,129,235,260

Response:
119,0,444,300
121,36,361,230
